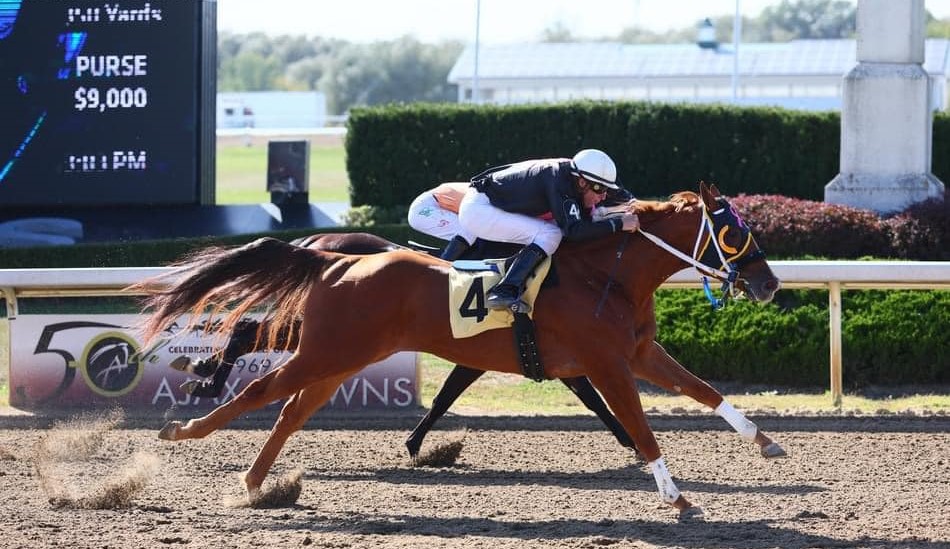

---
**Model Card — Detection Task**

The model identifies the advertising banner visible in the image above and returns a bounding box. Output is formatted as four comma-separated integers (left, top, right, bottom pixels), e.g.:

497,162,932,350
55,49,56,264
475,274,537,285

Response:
8,314,418,412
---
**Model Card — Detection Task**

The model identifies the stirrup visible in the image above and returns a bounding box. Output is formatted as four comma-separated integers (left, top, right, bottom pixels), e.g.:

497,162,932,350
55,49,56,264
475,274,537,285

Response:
486,285,522,311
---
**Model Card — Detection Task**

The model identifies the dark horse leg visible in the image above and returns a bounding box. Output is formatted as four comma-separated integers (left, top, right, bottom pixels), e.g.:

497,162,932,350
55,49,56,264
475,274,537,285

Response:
175,318,300,398
405,366,485,457
560,376,637,452
406,365,638,458
405,239,637,459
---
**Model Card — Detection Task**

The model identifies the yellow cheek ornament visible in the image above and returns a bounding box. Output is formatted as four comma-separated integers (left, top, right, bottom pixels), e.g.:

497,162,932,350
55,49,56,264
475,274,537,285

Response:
718,226,752,263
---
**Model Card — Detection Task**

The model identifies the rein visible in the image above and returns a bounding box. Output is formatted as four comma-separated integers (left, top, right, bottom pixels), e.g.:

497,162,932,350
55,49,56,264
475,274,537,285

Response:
594,232,630,318
637,201,754,310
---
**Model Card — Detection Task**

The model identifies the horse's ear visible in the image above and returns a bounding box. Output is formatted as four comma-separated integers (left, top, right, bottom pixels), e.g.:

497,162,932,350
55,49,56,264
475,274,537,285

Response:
698,181,716,209
709,183,721,197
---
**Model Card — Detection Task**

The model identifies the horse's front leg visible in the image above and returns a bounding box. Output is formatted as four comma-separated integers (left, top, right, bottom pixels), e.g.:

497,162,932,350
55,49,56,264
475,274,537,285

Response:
584,365,696,514
636,341,787,458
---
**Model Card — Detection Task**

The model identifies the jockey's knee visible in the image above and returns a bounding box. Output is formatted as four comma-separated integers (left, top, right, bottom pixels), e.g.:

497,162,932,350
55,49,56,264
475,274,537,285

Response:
532,227,562,256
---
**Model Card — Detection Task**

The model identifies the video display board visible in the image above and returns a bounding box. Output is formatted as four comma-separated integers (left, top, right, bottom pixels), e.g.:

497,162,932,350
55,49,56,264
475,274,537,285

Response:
0,0,215,207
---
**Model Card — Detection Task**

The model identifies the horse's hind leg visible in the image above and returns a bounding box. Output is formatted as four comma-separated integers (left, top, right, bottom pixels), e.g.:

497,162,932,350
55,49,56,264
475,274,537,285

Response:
405,365,485,458
636,341,786,458
242,378,347,499
560,376,639,455
158,349,337,441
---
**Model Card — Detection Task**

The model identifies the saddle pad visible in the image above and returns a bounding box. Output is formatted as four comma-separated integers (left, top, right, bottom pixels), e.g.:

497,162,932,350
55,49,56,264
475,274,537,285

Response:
448,257,552,339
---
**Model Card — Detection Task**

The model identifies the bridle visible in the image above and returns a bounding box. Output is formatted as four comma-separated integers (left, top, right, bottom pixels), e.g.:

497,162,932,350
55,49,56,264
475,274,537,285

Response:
638,198,766,309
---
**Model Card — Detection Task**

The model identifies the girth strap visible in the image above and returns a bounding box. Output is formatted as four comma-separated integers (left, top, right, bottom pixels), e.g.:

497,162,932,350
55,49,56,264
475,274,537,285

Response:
512,311,545,382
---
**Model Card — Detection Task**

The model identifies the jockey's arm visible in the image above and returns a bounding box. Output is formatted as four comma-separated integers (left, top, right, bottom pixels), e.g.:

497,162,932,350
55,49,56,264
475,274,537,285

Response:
548,188,623,241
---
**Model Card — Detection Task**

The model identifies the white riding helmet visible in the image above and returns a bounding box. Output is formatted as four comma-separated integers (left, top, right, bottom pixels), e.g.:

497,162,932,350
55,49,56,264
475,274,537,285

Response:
570,149,620,189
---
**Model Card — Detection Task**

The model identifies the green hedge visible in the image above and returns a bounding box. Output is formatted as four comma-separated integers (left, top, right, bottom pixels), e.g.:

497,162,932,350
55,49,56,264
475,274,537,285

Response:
655,289,950,388
346,101,843,207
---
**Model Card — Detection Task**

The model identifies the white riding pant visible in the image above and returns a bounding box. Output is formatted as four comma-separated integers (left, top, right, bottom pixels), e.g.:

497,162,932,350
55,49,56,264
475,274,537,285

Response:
457,188,562,256
407,191,462,241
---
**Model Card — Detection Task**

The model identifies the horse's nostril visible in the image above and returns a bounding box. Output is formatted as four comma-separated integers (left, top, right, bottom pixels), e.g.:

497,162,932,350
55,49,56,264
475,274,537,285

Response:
764,278,780,292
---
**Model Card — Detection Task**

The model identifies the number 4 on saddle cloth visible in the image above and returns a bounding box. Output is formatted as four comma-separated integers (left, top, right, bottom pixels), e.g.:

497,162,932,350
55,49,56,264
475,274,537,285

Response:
447,256,554,381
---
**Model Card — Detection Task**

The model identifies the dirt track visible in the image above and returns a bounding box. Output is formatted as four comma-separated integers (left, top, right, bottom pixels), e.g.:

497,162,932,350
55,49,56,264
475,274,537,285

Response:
0,411,947,549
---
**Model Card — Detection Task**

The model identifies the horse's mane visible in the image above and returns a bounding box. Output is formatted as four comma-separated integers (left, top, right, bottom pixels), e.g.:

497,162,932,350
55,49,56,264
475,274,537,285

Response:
601,191,700,226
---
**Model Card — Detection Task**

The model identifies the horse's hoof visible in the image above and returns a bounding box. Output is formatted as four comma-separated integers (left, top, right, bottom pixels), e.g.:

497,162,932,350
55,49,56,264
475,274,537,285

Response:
761,442,788,458
672,495,693,511
180,380,200,395
241,472,261,502
169,356,195,373
405,437,421,460
158,421,182,441
678,505,705,521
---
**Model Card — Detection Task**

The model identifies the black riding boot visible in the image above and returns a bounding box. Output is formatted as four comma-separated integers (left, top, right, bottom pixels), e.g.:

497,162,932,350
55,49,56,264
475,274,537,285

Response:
486,243,547,311
439,235,471,261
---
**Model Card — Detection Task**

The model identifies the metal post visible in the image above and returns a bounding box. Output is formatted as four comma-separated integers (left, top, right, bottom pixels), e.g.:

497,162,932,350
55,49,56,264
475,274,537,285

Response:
732,0,741,102
472,0,481,104
828,281,843,406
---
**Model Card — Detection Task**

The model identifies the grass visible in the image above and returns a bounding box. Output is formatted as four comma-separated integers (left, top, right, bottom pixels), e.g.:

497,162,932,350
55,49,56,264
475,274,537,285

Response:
216,134,349,204
417,354,950,416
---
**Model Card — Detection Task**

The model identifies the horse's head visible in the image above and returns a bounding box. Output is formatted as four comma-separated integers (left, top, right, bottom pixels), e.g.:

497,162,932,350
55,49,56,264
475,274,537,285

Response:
695,182,780,303
590,183,779,304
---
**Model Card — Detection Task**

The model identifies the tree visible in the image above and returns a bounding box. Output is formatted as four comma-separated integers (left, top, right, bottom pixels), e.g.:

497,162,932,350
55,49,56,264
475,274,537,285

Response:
285,57,327,91
926,10,950,38
759,0,856,41
541,22,575,42
219,51,282,91
320,37,461,113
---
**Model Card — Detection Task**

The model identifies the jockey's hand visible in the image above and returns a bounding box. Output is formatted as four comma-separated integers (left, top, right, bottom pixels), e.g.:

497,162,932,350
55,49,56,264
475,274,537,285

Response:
621,213,640,232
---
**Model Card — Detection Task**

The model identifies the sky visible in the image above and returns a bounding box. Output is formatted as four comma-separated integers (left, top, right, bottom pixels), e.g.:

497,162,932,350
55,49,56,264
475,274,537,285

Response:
217,0,950,44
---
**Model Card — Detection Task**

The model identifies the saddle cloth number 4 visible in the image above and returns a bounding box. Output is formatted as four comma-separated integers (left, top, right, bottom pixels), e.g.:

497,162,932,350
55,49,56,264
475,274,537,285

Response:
447,258,551,339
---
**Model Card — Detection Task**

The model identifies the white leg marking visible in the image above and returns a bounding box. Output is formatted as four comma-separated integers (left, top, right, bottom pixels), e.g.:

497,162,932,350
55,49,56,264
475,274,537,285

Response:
648,457,681,504
715,400,758,441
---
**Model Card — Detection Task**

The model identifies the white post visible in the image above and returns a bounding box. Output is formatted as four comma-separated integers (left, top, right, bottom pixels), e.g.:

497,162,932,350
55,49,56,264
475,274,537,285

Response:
825,0,945,213
732,0,741,102
472,0,481,104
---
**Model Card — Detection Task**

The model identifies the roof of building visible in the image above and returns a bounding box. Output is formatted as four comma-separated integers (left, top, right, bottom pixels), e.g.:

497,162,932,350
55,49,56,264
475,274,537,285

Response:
448,39,950,82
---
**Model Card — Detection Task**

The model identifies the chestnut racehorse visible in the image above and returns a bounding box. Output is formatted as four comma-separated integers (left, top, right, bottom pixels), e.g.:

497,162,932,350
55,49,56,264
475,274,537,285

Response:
170,231,638,456
134,182,781,514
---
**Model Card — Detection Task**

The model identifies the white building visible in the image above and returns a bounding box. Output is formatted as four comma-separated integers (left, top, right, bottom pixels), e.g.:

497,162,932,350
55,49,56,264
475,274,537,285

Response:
216,91,327,129
448,39,950,111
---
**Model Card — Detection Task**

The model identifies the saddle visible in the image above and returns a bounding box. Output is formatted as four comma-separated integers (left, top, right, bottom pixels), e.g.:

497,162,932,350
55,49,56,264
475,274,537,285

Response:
441,240,555,382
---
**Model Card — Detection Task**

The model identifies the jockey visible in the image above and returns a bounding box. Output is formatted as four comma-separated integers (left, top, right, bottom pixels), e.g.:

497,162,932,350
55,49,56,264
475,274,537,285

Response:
432,149,640,311
407,173,636,259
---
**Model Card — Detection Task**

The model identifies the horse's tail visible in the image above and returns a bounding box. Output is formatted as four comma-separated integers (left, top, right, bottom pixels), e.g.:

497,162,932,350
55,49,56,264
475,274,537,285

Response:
132,237,328,352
